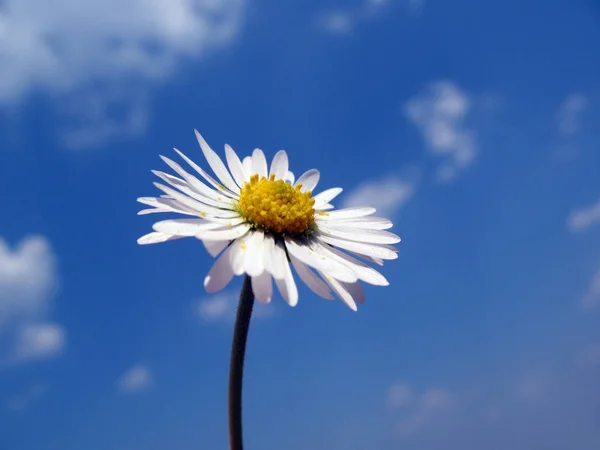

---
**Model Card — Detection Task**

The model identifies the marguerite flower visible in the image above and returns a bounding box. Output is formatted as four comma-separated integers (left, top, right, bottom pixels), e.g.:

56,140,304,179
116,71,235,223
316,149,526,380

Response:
137,130,400,310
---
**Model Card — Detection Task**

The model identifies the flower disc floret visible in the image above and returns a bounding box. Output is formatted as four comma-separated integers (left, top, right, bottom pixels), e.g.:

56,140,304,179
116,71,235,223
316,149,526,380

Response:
237,174,315,235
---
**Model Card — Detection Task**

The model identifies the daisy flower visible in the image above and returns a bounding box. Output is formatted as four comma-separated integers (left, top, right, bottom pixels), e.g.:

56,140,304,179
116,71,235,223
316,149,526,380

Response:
137,130,400,311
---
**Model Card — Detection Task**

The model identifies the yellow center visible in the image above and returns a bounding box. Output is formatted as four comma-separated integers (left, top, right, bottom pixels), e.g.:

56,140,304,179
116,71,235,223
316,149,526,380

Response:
237,174,315,235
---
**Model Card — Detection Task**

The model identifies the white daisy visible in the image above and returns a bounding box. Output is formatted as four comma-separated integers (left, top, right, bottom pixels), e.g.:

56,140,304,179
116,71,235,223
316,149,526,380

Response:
137,130,400,311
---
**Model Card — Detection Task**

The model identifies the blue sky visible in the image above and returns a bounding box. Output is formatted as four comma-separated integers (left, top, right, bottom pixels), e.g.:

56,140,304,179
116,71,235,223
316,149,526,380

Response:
1,0,600,449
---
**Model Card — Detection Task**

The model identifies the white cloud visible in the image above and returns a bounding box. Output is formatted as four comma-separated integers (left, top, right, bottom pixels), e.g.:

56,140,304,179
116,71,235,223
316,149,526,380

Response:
394,387,456,436
386,382,414,409
580,267,600,310
197,290,275,323
318,0,394,35
319,11,355,35
557,93,588,135
0,235,65,367
404,81,476,182
117,364,153,394
0,235,57,327
341,175,417,218
407,0,425,13
0,0,245,147
567,197,600,233
60,90,149,149
198,293,232,322
12,323,65,363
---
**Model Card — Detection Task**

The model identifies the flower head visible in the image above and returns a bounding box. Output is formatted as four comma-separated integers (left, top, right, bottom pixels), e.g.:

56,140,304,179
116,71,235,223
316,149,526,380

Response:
137,130,400,310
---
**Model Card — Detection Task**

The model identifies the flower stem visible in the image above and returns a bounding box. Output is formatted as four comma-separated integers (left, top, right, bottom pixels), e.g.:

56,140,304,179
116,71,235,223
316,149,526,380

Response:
228,275,255,450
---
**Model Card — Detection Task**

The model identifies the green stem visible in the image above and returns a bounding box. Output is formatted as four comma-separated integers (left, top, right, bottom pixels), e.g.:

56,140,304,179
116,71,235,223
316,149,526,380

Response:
228,275,255,450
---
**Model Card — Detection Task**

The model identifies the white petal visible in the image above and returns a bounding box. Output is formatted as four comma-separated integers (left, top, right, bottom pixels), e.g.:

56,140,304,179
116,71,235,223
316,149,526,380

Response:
244,230,265,277
225,144,249,187
152,170,233,210
285,170,295,184
189,215,248,226
290,255,334,300
268,239,287,280
319,216,393,230
313,188,343,207
317,225,401,245
251,148,268,178
242,156,253,176
274,258,298,307
261,235,276,278
269,150,289,180
284,238,357,283
196,223,251,241
153,183,239,219
138,208,160,215
174,149,238,198
317,204,334,211
320,274,358,311
319,207,376,220
203,239,231,257
137,197,197,216
153,219,232,236
160,155,233,205
314,243,389,286
204,245,235,293
316,233,398,260
229,238,247,275
251,271,273,303
194,130,239,193
137,232,184,245
295,169,320,193
346,250,384,266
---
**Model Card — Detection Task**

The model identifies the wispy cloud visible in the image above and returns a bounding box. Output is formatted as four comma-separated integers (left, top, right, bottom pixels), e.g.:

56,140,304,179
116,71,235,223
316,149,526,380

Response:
387,358,600,447
6,383,47,412
341,174,417,218
395,388,457,436
317,0,397,35
557,93,588,136
116,364,153,394
386,382,414,409
197,290,275,323
60,90,149,150
387,382,456,436
0,0,246,148
12,323,66,363
567,197,600,233
408,0,425,12
577,342,600,368
318,11,355,35
0,235,65,367
580,266,600,310
404,81,476,182
516,373,548,404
